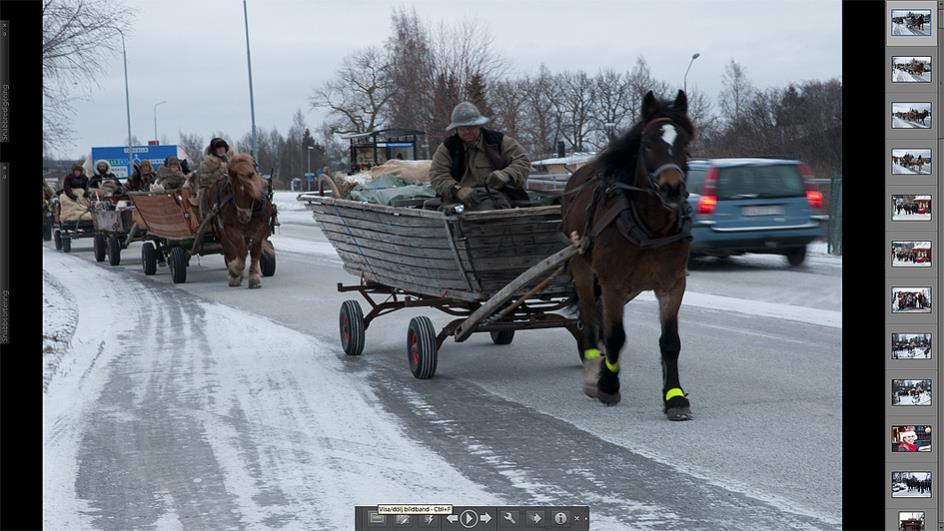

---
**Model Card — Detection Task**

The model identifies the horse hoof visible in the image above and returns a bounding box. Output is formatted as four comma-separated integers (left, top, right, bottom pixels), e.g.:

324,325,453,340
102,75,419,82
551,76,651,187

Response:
248,279,261,289
228,278,241,287
665,407,692,421
583,383,598,399
597,391,620,406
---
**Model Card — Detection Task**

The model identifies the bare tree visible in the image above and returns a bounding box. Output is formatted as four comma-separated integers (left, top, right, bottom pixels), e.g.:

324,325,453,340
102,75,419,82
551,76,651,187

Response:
430,18,507,101
719,59,755,126
311,46,394,134
588,69,633,149
385,6,435,132
553,70,595,152
177,131,205,165
521,65,562,159
489,77,528,141
42,0,134,150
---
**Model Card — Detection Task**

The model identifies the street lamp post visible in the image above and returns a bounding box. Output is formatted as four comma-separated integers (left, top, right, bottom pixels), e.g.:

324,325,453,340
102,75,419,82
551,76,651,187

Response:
683,52,701,93
116,27,133,176
153,100,167,143
242,0,258,162
307,145,314,191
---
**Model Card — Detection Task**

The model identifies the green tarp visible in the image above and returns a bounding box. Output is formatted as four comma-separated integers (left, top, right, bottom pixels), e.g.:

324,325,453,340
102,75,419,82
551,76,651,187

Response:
345,173,562,207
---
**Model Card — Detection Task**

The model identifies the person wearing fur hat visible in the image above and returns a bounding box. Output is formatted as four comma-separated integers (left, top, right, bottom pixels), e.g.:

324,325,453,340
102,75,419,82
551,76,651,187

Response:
62,165,89,202
897,429,921,452
127,160,158,191
154,157,188,191
429,101,532,211
193,137,233,218
89,160,121,191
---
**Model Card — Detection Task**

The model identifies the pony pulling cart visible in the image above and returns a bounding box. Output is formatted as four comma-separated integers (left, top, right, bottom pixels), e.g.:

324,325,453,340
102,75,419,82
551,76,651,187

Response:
303,90,697,421
128,155,277,286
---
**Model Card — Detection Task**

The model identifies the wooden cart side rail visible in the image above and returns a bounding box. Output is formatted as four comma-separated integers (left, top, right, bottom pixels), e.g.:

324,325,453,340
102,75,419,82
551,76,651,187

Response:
300,194,562,222
127,192,197,241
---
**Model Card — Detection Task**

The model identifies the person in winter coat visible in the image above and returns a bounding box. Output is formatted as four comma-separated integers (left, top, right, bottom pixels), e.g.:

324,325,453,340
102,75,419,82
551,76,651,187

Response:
897,430,921,452
193,137,233,218
127,160,158,191
89,160,123,196
429,101,532,211
154,157,188,191
62,165,89,201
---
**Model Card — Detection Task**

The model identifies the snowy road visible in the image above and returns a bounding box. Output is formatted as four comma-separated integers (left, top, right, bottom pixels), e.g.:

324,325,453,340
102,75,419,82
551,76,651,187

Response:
43,192,842,530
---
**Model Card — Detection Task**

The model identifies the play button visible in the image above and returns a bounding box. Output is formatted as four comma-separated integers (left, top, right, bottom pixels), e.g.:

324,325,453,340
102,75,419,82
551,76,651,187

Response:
460,509,478,528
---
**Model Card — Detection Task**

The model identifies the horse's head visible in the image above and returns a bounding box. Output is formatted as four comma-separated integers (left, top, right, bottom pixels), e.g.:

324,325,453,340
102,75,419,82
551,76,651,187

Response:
228,153,262,224
635,90,695,205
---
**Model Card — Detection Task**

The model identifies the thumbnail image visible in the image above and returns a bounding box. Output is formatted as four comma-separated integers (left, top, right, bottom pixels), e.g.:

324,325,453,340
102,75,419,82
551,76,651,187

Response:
899,511,926,531
892,10,932,36
892,471,932,498
892,287,932,314
892,425,932,452
892,56,932,83
892,195,932,221
892,333,932,359
892,379,932,406
892,103,932,129
891,241,931,267
892,149,931,175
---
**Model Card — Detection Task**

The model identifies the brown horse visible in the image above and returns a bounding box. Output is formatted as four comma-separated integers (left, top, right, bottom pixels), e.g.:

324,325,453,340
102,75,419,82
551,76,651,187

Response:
206,153,272,288
562,90,695,420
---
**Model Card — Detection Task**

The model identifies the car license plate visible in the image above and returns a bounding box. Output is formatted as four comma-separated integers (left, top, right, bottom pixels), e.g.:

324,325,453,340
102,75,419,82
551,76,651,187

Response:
742,205,784,216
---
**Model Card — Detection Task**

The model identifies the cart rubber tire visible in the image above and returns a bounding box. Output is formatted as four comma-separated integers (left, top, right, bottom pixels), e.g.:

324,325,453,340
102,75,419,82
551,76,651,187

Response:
107,235,121,266
490,330,515,345
339,300,365,356
62,235,72,253
169,247,188,284
785,246,807,267
142,242,157,276
43,218,52,241
54,229,62,251
93,234,107,262
408,316,438,379
260,248,276,277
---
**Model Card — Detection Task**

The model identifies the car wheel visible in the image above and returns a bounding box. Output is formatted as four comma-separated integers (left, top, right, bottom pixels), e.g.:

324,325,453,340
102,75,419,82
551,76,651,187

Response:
785,246,807,267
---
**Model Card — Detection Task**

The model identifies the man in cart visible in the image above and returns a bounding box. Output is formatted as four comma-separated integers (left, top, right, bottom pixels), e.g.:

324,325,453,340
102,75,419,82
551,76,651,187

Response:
192,137,233,220
429,101,532,211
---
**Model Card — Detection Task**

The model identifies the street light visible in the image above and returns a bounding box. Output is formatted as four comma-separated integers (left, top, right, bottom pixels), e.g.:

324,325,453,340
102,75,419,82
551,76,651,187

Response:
307,145,314,191
242,0,258,162
153,100,167,143
115,27,133,176
683,52,701,93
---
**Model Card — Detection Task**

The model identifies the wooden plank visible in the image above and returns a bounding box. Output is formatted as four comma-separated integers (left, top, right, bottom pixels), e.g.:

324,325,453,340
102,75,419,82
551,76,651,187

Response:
332,248,467,284
337,261,481,301
305,197,448,220
311,204,447,229
313,214,449,241
328,239,467,272
317,228,460,260
127,193,195,240
454,244,580,340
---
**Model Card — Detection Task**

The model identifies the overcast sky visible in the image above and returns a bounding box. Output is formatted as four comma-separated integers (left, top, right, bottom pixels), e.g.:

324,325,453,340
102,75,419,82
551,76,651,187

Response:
54,0,841,159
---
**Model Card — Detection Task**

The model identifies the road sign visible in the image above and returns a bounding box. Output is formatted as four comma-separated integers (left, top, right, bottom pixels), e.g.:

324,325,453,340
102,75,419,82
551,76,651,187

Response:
90,145,178,179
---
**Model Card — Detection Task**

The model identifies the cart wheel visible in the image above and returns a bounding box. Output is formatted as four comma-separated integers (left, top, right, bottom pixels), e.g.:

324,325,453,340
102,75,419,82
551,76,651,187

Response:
169,247,188,284
142,242,158,275
339,300,365,356
260,247,276,277
407,316,438,379
107,235,121,266
54,229,62,251
489,330,515,345
93,234,107,262
62,235,72,253
43,218,52,241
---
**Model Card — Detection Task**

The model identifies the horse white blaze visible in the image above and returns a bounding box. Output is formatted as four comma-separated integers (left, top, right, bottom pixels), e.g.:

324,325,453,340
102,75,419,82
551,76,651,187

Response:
660,124,677,154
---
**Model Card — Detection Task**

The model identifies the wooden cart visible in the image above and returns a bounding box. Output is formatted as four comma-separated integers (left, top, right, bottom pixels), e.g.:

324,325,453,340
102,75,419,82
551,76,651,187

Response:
128,189,276,283
89,197,149,266
299,191,581,379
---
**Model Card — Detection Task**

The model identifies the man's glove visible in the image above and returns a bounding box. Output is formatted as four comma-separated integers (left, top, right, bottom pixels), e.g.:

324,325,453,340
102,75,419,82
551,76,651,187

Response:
455,185,478,207
486,170,511,190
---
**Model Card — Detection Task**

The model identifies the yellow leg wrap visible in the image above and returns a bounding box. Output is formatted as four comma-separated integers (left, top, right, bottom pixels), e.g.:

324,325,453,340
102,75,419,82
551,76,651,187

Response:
583,348,602,360
665,387,685,401
604,358,620,373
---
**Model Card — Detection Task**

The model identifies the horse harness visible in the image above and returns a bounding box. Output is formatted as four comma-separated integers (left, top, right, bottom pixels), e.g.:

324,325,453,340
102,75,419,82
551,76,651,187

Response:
570,116,693,251
211,177,269,225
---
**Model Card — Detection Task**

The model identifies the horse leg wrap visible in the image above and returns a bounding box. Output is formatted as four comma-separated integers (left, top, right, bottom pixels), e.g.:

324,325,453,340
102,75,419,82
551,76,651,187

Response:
663,387,692,420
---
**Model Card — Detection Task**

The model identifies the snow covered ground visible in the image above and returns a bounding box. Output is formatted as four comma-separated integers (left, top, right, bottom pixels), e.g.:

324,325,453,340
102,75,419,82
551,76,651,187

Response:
893,212,932,221
893,391,932,405
893,23,931,36
893,256,931,267
893,70,931,82
892,162,931,175
893,348,931,359
893,116,931,129
41,245,510,530
892,484,932,497
42,270,78,392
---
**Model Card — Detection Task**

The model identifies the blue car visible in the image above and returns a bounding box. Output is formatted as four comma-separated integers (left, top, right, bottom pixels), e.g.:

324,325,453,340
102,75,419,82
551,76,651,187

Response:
685,158,824,266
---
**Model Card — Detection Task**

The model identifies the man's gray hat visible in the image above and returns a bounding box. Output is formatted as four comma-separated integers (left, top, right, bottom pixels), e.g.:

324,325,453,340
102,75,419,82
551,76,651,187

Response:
445,101,490,131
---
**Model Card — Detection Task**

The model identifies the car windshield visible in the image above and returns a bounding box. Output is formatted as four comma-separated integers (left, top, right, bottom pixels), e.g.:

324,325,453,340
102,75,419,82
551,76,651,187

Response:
716,164,805,200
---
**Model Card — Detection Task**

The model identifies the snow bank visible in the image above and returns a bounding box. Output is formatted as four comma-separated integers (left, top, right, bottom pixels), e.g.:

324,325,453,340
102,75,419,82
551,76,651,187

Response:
42,269,78,392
